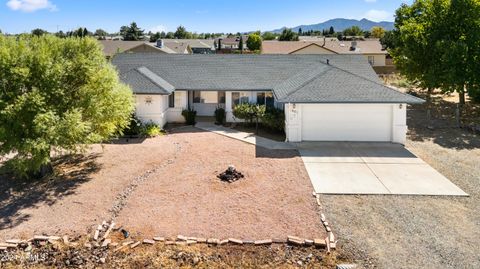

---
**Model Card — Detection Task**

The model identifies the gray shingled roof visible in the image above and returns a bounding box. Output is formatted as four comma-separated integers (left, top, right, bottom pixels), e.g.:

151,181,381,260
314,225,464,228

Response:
112,54,424,104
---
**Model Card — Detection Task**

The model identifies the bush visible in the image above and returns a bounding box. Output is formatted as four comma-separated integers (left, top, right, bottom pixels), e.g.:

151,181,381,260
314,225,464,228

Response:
123,113,143,136
261,107,285,132
232,103,265,124
141,122,162,137
214,107,226,125
182,109,197,125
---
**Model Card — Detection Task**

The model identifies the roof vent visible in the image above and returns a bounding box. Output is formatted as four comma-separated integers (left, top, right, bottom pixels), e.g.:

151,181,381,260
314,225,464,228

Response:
326,59,330,65
156,39,163,48
350,41,357,51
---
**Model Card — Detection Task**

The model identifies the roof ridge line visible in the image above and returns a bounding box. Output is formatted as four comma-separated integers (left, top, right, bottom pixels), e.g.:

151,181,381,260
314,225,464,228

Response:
136,66,175,93
319,58,425,103
277,63,331,101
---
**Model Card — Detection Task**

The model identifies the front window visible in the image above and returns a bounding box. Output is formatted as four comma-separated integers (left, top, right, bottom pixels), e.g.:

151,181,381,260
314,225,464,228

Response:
232,92,249,107
368,56,375,65
168,92,175,108
193,91,218,103
256,91,274,108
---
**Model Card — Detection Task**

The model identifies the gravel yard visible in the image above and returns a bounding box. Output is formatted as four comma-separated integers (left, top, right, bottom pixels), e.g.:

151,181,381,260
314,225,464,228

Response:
319,102,480,268
0,126,324,242
115,127,324,239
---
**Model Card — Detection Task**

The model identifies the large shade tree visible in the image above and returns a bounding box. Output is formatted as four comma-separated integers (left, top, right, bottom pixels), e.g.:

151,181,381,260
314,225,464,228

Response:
392,0,480,104
246,33,262,51
0,35,134,178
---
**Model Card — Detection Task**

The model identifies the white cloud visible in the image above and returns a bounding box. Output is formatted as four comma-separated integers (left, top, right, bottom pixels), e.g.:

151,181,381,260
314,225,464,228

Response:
7,0,57,12
149,25,167,33
365,0,377,2
364,9,392,21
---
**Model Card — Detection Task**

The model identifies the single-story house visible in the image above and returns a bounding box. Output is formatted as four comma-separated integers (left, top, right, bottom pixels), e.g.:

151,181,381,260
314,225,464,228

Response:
262,39,388,66
112,54,423,144
99,40,178,58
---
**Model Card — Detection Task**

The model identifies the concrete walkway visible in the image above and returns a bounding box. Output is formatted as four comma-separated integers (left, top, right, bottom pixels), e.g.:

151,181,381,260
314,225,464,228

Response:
296,142,468,196
195,122,295,150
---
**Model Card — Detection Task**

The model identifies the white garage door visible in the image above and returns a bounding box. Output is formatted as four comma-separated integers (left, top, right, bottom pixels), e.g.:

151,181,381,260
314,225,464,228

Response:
301,104,393,141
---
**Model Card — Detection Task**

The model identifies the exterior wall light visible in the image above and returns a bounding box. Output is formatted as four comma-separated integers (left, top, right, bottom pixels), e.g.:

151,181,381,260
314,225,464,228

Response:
145,96,153,105
399,104,403,109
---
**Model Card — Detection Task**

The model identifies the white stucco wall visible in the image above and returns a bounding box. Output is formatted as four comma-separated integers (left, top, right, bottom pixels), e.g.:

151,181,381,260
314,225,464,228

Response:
285,103,407,144
135,94,169,127
364,54,386,66
167,90,188,122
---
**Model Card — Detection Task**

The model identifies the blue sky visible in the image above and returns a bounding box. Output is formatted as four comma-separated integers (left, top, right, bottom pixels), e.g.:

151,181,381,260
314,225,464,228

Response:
0,0,411,34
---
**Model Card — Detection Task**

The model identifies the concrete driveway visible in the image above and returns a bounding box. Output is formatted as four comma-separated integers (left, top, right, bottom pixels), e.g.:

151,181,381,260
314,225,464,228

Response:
296,142,468,196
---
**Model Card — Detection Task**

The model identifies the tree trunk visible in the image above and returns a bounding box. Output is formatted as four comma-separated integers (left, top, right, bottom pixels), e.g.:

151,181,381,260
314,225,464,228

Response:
38,162,53,178
459,91,465,106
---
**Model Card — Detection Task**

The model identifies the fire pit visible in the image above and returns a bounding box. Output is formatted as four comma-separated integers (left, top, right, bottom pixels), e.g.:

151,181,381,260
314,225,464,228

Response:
218,165,244,183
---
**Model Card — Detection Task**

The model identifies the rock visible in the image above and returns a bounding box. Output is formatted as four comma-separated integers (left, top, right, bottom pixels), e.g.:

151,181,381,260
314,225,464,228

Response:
143,239,155,245
84,243,92,249
99,257,106,264
330,242,336,249
122,240,134,246
272,238,287,244
153,237,165,242
110,242,119,247
177,235,188,241
103,222,115,240
93,230,100,241
62,236,69,245
165,241,175,245
207,238,220,245
228,238,243,245
297,260,303,266
304,239,314,246
242,240,255,244
33,235,49,241
101,239,111,248
0,243,17,248
219,239,229,245
176,241,187,246
326,226,332,232
323,222,329,226
186,240,197,245
328,232,335,243
6,239,21,244
287,236,305,246
314,238,326,248
254,239,272,245
187,237,197,241
196,238,207,243
24,244,32,252
130,241,141,249
321,214,326,222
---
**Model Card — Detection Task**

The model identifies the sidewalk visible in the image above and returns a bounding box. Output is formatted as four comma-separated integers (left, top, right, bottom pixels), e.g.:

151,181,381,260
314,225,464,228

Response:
195,122,295,150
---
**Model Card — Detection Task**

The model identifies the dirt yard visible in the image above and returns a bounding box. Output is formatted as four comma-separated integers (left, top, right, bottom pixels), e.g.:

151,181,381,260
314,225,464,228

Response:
319,94,480,268
0,126,324,242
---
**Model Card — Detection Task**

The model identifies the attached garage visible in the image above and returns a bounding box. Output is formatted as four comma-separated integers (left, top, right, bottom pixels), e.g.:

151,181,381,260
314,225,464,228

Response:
300,104,393,142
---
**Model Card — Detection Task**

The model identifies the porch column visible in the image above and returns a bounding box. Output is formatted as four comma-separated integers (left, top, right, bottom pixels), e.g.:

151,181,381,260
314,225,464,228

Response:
225,91,233,122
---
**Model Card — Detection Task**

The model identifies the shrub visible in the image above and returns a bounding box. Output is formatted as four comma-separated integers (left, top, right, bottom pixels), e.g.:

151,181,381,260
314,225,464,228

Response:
214,107,226,125
261,107,285,132
182,109,197,125
123,113,143,136
141,122,162,137
232,103,265,124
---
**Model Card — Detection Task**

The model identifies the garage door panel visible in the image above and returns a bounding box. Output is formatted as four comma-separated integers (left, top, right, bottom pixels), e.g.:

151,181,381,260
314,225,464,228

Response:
301,104,392,141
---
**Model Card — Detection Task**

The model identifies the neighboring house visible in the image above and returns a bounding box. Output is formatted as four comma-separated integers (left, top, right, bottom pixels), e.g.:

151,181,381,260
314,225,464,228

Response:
99,40,176,58
215,36,249,50
262,39,388,66
112,54,423,144
162,39,215,54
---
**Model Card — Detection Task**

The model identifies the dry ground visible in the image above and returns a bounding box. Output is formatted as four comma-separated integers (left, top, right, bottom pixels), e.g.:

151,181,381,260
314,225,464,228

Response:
319,93,480,268
0,127,324,242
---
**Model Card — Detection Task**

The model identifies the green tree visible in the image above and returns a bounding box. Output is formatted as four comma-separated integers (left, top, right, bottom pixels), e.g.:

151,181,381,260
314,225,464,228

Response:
262,32,277,40
278,28,299,41
165,32,174,39
439,0,480,104
174,25,188,39
94,29,108,40
380,30,397,49
371,26,386,38
31,28,48,36
0,35,134,178
238,35,244,51
150,32,161,42
343,26,363,36
120,22,144,41
298,28,303,35
329,26,335,35
246,33,262,51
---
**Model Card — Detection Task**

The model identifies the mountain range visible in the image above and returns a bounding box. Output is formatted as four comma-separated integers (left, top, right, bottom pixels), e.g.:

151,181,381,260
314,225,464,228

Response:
270,18,394,33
